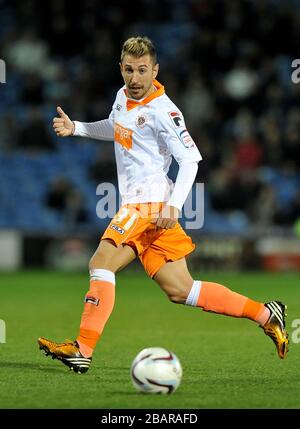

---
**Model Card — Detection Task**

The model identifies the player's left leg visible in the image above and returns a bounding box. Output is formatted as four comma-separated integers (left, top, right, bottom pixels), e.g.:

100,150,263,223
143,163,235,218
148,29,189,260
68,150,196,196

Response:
38,240,137,373
153,258,289,359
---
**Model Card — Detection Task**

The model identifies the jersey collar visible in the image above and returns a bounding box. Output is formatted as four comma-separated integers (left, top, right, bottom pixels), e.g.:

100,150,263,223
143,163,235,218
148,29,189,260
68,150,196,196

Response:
125,80,165,111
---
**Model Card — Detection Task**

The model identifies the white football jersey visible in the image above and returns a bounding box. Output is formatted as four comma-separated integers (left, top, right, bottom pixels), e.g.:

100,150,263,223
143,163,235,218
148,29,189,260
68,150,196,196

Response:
110,80,202,205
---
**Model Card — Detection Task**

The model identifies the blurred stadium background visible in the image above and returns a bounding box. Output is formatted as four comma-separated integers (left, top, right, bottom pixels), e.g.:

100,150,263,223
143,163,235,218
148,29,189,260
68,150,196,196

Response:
0,0,300,273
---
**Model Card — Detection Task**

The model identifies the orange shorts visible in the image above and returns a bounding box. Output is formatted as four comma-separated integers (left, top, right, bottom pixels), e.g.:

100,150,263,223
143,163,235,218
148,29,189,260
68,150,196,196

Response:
101,203,195,278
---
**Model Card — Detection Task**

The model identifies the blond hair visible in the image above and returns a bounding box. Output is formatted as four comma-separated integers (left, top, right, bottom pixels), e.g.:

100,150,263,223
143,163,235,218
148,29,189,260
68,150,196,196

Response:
121,36,157,64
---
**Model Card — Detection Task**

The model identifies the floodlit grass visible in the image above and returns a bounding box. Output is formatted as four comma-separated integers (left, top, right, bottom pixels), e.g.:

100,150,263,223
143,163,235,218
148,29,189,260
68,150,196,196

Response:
0,270,299,409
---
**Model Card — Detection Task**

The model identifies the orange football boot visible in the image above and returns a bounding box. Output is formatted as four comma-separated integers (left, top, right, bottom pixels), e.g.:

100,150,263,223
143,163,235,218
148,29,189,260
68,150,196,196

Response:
38,337,92,373
261,301,289,359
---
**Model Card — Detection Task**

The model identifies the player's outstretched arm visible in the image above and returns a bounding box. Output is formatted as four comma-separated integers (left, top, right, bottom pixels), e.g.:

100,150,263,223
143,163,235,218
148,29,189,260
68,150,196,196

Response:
53,106,115,141
53,106,75,137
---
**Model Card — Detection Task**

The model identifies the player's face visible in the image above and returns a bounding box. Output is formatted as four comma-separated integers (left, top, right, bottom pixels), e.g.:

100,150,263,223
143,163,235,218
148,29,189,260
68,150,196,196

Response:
120,54,159,100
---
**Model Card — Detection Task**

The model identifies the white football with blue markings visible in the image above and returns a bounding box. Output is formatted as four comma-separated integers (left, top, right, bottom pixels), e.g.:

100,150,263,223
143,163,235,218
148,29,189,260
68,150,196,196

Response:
130,347,182,394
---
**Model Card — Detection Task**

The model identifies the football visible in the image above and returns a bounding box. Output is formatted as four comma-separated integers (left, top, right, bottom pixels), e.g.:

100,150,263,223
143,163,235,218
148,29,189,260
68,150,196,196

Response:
130,347,183,394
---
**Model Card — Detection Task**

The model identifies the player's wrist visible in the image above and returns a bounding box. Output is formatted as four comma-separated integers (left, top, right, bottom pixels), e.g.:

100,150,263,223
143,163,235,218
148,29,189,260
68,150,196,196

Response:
71,121,75,136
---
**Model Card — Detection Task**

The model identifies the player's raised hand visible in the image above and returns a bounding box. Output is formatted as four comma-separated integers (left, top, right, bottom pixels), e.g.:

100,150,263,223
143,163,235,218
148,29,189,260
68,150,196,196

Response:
53,106,75,137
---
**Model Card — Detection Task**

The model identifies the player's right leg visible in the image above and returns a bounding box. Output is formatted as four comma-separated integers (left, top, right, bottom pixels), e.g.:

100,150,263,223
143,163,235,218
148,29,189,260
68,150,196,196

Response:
141,222,288,360
153,258,289,359
38,239,136,373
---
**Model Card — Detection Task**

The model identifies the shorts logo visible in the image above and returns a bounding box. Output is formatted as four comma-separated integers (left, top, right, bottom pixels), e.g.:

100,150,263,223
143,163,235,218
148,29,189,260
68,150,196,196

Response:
84,295,99,306
179,129,195,148
168,111,183,128
135,113,148,128
110,224,125,234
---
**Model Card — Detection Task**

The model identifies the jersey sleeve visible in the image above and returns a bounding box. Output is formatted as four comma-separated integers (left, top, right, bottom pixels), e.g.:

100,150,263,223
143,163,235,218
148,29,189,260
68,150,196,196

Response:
73,118,114,140
73,93,118,141
157,108,202,164
166,161,198,210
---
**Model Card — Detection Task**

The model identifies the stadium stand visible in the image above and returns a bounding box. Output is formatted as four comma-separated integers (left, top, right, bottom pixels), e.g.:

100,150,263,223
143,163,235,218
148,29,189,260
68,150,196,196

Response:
0,0,299,236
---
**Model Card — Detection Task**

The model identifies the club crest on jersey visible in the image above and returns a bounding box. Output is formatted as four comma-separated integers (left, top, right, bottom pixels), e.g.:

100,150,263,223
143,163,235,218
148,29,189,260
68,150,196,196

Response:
168,111,183,128
116,104,122,111
135,113,148,128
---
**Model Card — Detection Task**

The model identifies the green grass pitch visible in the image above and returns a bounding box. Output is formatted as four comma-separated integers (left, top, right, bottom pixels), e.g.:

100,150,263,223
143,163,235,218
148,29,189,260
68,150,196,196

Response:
0,269,299,409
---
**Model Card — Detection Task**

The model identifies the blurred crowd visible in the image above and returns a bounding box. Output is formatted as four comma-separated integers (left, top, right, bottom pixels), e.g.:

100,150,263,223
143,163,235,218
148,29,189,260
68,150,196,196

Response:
0,0,300,233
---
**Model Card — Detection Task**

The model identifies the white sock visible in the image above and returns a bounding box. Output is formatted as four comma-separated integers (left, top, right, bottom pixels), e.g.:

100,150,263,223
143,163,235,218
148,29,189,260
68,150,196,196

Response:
89,269,115,284
185,280,202,306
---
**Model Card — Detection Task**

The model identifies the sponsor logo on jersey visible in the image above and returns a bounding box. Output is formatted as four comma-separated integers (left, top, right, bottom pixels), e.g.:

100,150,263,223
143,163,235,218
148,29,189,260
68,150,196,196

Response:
114,123,133,150
168,111,183,128
179,129,195,148
84,295,99,306
135,113,148,128
110,224,125,234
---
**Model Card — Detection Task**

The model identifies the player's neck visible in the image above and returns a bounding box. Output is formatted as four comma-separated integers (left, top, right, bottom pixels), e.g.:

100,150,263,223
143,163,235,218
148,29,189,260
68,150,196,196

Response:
143,84,156,99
